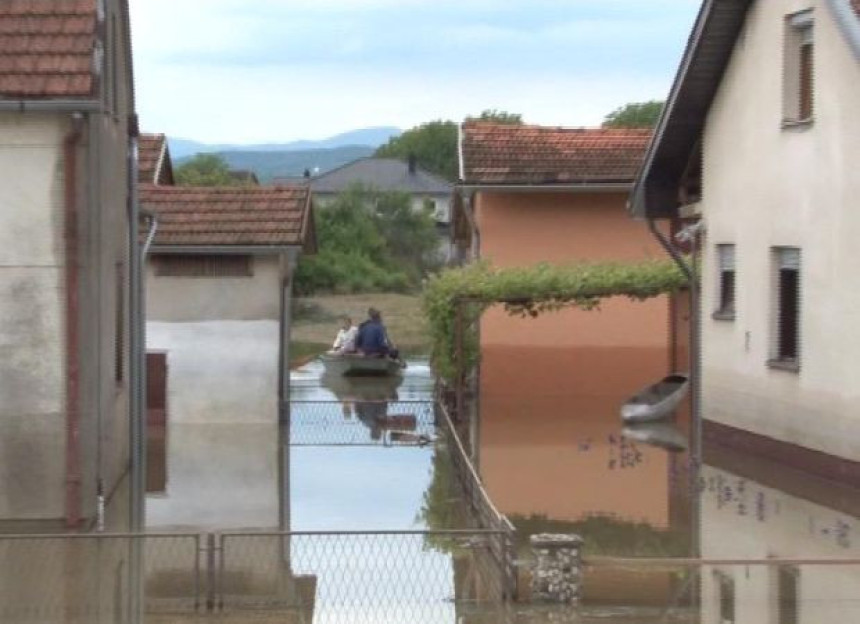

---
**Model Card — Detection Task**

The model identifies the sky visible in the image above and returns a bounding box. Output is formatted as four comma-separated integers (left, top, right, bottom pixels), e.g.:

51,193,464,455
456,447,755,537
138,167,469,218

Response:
129,0,701,145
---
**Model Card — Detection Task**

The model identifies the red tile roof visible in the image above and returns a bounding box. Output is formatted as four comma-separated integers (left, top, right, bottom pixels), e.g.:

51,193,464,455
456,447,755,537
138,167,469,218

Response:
140,185,314,248
0,0,99,99
138,133,174,185
461,122,651,185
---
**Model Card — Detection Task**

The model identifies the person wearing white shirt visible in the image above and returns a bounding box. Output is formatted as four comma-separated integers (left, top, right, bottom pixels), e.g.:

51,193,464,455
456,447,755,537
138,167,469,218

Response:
330,316,358,354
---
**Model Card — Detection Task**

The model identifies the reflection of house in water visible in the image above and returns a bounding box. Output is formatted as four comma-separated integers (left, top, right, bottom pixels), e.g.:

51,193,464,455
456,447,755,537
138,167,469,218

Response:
701,441,860,623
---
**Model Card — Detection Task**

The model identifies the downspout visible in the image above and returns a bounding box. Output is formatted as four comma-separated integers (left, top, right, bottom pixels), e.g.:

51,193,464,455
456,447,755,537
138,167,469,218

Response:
647,218,701,559
64,115,85,528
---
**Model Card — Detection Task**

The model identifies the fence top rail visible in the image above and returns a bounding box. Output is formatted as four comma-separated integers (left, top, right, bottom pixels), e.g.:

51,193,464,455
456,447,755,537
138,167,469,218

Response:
585,556,860,567
288,399,435,405
219,529,508,537
0,532,201,540
0,529,506,540
438,401,516,534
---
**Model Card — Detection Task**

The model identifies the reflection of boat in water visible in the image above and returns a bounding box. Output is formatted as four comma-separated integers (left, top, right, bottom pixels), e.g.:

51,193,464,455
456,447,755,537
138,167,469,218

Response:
320,353,405,377
353,401,419,442
622,423,688,452
620,374,689,423
321,370,403,402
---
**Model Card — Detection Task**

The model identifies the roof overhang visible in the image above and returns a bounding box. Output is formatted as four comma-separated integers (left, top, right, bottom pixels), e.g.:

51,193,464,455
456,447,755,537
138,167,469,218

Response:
630,0,754,220
458,182,633,194
149,245,302,255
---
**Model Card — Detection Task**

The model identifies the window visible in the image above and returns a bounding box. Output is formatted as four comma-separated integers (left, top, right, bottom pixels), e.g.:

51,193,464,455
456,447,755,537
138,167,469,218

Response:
783,10,814,124
714,244,736,320
777,566,799,624
716,572,736,624
769,247,801,370
154,254,253,278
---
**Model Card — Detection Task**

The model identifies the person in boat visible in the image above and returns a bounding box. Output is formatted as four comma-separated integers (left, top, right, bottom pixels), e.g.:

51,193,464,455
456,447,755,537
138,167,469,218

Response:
355,307,399,359
329,316,358,354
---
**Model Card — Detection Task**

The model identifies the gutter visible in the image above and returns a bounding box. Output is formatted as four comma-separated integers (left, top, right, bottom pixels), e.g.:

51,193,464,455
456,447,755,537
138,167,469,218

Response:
63,115,85,528
457,182,632,194
827,0,860,61
0,99,101,113
149,245,302,255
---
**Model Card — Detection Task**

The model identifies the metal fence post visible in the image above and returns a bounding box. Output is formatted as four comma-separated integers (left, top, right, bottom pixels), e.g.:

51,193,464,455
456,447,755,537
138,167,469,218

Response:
205,533,216,612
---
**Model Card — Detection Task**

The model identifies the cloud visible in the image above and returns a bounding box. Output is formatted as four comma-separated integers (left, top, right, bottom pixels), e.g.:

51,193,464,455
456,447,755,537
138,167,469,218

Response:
130,0,701,142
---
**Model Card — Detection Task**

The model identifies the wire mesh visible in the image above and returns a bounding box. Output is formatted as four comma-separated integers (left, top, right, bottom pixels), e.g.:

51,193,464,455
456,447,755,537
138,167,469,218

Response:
216,530,508,624
287,401,436,447
0,533,199,623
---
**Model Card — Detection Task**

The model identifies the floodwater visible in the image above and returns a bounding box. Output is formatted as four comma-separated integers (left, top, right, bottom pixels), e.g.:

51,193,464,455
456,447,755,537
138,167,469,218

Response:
139,345,860,622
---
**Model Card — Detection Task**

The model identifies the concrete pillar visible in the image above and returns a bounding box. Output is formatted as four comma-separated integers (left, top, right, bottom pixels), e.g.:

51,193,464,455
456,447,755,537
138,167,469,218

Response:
530,533,583,605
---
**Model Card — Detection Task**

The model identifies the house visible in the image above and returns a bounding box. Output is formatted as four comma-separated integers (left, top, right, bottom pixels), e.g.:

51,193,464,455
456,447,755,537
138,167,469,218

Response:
631,0,860,485
311,156,453,257
228,169,260,186
0,0,137,529
138,133,175,185
141,184,316,430
456,122,679,361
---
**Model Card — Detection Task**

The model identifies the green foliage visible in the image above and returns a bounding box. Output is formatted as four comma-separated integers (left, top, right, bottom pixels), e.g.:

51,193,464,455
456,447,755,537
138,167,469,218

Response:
602,100,665,129
174,153,238,186
467,109,523,125
422,260,688,382
375,120,459,181
294,185,441,295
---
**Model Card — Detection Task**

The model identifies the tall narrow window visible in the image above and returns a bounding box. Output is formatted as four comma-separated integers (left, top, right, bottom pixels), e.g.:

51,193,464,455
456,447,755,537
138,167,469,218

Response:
115,263,124,383
770,247,801,369
777,566,799,624
714,244,736,319
716,572,736,624
783,11,814,124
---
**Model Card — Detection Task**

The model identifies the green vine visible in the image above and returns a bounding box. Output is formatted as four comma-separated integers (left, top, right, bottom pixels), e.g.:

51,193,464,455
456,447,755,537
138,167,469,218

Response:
422,260,688,382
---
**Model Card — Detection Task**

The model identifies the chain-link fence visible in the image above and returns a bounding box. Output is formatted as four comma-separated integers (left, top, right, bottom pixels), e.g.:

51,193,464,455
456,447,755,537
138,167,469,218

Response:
0,529,511,624
287,401,436,447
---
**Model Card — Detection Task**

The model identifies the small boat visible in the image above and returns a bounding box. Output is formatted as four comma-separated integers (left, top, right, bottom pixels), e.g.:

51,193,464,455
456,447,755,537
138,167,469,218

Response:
320,353,405,377
620,374,689,423
622,423,688,452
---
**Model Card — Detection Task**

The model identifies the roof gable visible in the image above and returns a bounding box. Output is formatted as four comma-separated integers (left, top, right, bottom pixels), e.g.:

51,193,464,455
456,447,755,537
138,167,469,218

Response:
0,0,99,99
138,133,174,185
460,122,651,186
140,185,314,249
310,157,452,195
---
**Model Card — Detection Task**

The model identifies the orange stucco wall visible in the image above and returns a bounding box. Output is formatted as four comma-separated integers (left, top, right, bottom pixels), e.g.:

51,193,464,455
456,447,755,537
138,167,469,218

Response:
475,191,670,348
479,345,673,527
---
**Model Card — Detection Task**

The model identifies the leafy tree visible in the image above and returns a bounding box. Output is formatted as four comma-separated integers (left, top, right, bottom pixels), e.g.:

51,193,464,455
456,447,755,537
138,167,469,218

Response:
295,185,441,295
174,153,237,186
467,109,523,125
375,111,523,182
375,120,459,181
602,100,664,129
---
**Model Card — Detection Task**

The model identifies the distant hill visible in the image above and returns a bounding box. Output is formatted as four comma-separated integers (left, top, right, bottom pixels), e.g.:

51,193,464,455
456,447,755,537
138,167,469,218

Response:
201,145,376,183
168,126,401,160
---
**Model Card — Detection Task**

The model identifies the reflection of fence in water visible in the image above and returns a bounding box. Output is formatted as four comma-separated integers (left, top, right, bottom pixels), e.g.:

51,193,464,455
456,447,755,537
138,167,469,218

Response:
288,400,436,447
0,530,508,624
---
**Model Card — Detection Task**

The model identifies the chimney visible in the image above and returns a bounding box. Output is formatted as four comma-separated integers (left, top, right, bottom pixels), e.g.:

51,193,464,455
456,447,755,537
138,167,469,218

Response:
408,154,417,175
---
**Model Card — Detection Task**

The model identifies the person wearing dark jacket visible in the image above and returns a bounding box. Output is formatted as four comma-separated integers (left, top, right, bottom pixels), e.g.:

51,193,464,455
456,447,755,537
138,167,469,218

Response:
355,307,397,357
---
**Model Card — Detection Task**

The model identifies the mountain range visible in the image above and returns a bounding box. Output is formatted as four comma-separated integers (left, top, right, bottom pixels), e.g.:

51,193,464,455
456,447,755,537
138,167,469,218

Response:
169,126,402,183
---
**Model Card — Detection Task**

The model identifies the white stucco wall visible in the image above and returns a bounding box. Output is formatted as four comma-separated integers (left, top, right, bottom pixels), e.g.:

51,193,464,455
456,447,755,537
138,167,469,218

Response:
146,255,282,321
700,0,860,460
0,115,68,519
700,464,860,623
146,320,280,425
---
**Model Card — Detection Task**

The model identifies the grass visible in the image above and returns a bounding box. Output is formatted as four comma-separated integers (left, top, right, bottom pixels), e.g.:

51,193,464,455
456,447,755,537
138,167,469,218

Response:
290,293,430,367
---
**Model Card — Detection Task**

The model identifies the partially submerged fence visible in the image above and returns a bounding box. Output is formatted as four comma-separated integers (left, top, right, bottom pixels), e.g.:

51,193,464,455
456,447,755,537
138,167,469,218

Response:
287,400,436,447
0,529,510,623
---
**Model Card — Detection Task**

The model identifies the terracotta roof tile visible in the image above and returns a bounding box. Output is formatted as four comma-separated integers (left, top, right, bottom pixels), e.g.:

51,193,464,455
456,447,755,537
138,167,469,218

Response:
138,133,174,185
461,122,651,185
140,185,313,248
0,0,98,98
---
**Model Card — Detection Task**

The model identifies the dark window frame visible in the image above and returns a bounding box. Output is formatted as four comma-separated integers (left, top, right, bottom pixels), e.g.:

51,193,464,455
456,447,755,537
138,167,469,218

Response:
713,244,736,320
768,247,801,372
